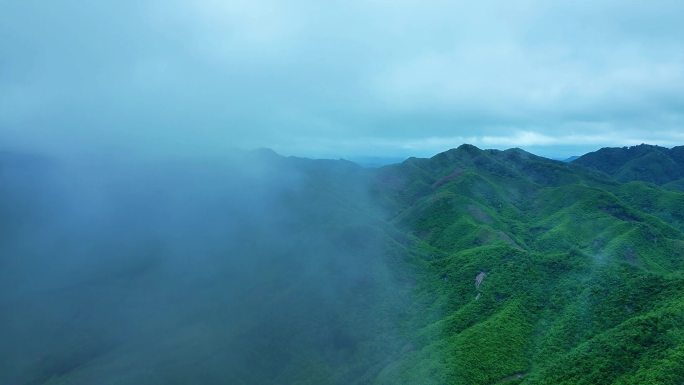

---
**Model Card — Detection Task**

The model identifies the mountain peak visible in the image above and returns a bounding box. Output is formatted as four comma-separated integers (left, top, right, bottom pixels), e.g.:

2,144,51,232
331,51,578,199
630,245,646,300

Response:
431,144,482,159
456,143,481,153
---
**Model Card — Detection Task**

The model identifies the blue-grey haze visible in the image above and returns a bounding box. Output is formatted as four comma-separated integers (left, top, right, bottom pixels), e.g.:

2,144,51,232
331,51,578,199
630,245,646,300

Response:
2,0,684,158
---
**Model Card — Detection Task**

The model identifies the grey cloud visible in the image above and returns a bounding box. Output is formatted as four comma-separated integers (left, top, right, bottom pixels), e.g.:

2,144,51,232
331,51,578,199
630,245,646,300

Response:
1,0,683,158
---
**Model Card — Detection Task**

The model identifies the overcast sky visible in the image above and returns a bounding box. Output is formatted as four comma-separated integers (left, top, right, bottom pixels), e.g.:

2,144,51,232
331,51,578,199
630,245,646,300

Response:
2,0,684,159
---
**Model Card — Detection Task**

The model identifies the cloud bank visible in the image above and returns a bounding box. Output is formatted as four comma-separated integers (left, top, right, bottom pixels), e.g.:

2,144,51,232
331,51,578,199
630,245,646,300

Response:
2,0,683,158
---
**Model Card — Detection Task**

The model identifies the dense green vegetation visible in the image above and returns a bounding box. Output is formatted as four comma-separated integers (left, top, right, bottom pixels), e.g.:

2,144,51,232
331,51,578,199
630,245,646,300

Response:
370,144,684,384
573,144,684,188
1,144,683,384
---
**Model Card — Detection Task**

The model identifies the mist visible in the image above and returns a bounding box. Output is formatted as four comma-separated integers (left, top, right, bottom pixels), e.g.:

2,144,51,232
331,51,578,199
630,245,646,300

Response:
0,149,413,384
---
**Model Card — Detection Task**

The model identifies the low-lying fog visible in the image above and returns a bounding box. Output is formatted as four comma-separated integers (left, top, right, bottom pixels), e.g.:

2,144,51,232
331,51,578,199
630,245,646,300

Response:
0,150,411,385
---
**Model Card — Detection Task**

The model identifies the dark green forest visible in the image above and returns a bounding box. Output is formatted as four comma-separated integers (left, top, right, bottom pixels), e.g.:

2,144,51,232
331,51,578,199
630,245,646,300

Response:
1,144,683,384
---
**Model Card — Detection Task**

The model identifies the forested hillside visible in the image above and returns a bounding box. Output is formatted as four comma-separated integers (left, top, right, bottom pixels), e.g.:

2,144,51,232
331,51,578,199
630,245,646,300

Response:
573,144,684,189
1,145,683,384
373,145,684,384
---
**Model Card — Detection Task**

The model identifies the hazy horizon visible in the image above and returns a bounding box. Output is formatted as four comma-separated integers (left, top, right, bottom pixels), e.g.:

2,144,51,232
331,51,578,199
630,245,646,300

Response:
3,1,684,159
1,141,677,168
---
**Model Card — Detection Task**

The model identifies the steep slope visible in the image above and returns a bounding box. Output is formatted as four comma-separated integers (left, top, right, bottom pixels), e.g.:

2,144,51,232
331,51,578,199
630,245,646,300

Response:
573,144,684,187
372,144,684,385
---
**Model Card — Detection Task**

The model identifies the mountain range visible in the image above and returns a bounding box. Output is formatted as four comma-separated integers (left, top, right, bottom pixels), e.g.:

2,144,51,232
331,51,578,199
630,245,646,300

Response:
572,144,684,189
1,144,683,385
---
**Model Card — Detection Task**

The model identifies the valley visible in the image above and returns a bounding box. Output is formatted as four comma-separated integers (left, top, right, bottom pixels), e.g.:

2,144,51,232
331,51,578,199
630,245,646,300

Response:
1,144,683,384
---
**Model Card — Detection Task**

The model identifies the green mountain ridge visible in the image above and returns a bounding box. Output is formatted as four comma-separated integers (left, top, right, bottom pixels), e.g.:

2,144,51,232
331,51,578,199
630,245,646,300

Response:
572,144,684,188
1,144,683,384
371,144,684,384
